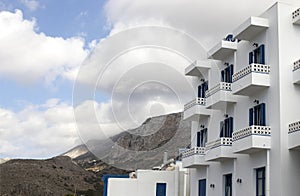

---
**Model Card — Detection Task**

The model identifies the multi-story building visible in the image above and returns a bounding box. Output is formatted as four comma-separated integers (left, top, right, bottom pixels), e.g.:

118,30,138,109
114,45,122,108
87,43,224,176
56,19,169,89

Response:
182,2,300,196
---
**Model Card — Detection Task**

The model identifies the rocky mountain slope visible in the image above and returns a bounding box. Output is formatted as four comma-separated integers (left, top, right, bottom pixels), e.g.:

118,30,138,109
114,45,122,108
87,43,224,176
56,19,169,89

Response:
72,112,191,170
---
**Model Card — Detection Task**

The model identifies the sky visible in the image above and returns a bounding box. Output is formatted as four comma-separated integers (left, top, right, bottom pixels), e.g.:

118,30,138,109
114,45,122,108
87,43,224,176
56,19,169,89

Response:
0,0,298,159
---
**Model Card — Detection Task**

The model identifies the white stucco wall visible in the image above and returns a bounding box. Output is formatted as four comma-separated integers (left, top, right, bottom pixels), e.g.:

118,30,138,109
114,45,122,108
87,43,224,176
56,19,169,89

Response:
107,164,188,196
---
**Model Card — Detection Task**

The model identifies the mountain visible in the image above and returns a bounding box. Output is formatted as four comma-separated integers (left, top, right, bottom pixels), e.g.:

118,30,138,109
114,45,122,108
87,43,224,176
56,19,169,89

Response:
69,112,190,170
0,112,190,196
62,144,89,159
0,156,102,196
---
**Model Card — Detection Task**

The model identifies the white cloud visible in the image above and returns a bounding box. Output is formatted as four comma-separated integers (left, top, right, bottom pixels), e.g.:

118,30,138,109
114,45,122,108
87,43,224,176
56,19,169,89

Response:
104,0,278,49
0,9,88,84
20,0,39,11
0,99,81,158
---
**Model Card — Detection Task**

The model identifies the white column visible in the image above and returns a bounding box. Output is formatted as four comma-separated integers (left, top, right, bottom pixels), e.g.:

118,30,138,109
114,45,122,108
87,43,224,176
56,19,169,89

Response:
233,158,237,196
266,149,270,196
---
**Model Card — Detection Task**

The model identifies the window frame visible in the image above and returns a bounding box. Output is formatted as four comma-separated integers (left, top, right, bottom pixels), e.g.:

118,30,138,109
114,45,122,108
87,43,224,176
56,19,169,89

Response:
249,44,265,65
197,128,208,147
249,103,266,126
198,179,206,196
221,64,234,83
256,167,266,196
156,182,167,196
219,117,234,138
224,173,232,196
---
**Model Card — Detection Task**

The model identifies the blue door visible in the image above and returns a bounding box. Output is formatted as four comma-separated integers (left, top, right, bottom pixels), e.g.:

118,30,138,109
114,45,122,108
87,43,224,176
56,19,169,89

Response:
198,179,206,196
156,183,167,196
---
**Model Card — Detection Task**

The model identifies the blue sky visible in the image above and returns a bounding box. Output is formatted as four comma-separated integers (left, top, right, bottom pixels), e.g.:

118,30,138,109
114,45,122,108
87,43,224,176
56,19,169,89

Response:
0,0,109,111
2,0,296,159
1,0,109,43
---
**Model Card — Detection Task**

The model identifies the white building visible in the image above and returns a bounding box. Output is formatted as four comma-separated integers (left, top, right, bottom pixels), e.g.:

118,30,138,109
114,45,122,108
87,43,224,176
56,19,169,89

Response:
107,161,189,196
182,2,300,196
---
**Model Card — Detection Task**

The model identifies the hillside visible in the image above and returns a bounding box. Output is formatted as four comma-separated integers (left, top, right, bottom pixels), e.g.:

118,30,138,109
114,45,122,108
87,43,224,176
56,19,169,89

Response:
0,156,101,196
0,112,190,196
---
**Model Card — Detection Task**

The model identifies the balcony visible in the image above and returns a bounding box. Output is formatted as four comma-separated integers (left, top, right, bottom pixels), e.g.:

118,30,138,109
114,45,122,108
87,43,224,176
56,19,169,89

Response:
233,16,269,41
288,121,300,150
293,59,300,84
183,98,212,121
232,125,271,154
185,60,212,77
208,40,237,60
292,8,300,25
182,147,209,168
205,82,239,109
205,137,235,161
232,63,270,95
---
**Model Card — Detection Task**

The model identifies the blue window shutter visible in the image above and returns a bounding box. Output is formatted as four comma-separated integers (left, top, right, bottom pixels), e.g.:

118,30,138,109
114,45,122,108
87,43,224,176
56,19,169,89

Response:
221,70,225,82
198,85,202,98
259,44,265,64
229,64,234,83
220,121,224,137
201,83,206,98
224,118,229,137
249,108,254,126
260,103,266,126
205,81,208,91
225,67,230,83
254,106,258,125
254,49,258,63
249,52,253,64
228,117,233,137
203,128,207,146
197,132,201,147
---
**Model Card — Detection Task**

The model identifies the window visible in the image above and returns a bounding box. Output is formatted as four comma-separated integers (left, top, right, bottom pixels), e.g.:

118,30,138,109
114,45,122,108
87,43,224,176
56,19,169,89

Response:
197,128,207,147
249,44,265,64
221,64,234,83
220,117,234,138
156,183,167,196
249,103,266,126
256,167,266,196
198,179,206,196
198,81,208,98
224,174,232,196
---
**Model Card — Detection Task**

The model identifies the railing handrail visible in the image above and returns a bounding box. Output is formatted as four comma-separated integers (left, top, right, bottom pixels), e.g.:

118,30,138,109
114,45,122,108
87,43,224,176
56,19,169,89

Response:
293,59,300,71
184,97,206,110
292,8,300,19
232,125,271,141
205,82,232,98
289,121,300,134
232,63,270,82
205,137,232,150
182,147,205,158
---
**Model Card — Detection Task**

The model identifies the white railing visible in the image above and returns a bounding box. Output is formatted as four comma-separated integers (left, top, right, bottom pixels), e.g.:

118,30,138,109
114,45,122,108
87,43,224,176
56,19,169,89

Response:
205,137,232,150
232,125,271,141
232,63,270,82
292,8,300,19
293,59,300,71
289,121,300,134
182,147,205,158
184,98,206,110
205,82,232,98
